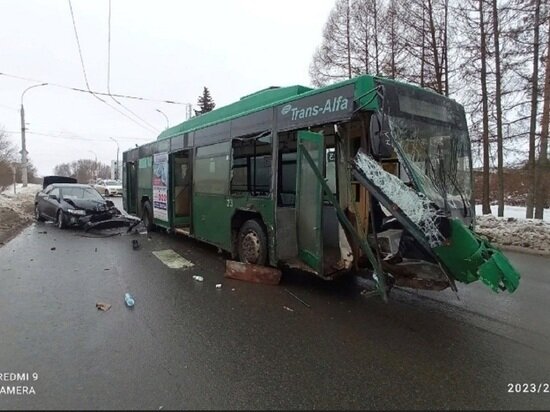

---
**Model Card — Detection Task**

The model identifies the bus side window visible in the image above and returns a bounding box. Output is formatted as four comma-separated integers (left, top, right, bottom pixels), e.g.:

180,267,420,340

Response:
230,134,272,196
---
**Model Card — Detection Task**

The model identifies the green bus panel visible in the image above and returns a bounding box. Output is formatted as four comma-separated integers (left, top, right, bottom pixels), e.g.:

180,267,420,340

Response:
192,193,275,254
193,194,232,249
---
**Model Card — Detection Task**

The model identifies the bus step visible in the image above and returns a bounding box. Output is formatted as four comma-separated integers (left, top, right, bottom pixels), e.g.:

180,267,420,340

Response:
174,227,191,236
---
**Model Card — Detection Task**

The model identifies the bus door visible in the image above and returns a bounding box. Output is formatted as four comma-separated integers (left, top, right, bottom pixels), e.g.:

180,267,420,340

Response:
125,161,137,214
171,150,192,227
296,130,325,274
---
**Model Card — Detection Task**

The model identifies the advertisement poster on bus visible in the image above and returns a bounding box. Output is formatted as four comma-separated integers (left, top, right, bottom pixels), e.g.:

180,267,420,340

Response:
153,152,169,222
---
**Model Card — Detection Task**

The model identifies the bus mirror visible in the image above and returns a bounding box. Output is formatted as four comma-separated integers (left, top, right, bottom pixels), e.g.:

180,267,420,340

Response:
369,113,393,158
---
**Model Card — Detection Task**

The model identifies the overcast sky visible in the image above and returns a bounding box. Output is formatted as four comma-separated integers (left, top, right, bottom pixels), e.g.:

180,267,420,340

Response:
0,0,335,176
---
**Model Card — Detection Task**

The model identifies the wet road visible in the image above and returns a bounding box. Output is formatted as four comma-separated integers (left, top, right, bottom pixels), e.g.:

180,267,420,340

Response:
0,199,549,410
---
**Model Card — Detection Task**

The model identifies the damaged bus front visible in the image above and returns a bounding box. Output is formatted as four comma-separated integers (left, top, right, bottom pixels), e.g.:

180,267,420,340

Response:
324,79,520,295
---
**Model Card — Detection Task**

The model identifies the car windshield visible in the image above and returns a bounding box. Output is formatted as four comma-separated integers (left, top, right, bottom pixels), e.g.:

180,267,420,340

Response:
61,187,104,201
105,180,119,186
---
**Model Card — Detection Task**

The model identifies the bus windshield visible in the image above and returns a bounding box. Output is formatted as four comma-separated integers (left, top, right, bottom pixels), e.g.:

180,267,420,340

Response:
379,80,472,214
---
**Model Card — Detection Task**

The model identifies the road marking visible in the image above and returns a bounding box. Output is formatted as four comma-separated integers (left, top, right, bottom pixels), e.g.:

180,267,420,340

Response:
152,249,194,269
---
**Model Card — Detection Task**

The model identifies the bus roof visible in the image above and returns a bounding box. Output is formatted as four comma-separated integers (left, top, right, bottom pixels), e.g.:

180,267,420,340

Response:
156,75,383,141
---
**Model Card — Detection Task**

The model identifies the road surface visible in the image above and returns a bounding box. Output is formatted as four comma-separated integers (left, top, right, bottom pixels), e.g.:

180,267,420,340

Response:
0,198,549,409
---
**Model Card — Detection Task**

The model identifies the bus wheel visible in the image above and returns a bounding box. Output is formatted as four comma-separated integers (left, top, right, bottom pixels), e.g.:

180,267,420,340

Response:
237,219,267,266
142,200,154,231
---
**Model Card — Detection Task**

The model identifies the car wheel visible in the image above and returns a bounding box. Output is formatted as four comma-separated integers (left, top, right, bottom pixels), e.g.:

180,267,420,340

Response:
237,219,267,266
35,204,45,222
141,200,154,231
57,210,66,229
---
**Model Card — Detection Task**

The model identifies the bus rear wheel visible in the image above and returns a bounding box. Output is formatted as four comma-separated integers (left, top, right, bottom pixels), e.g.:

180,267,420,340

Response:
237,219,267,266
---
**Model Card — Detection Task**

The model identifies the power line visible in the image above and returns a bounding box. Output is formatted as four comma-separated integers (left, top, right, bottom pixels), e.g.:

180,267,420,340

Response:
68,0,91,90
107,0,112,93
4,129,151,143
0,71,188,105
67,0,158,134
103,0,160,133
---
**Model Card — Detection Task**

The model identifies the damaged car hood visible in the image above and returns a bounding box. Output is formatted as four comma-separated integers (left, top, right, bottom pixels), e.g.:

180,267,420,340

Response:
63,198,108,212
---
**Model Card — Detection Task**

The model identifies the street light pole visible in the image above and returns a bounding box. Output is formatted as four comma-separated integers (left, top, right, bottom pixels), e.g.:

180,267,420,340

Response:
156,108,169,129
20,82,47,187
109,137,120,180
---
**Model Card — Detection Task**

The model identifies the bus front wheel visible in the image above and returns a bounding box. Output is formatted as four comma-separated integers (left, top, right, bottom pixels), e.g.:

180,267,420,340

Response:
142,200,154,231
237,219,267,266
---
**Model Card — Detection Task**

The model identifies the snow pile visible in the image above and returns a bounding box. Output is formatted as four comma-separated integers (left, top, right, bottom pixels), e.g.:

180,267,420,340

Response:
475,214,550,254
0,183,41,222
353,151,444,247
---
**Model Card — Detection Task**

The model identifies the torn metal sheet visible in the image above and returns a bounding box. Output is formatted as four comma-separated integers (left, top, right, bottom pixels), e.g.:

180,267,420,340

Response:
84,215,141,232
152,249,194,269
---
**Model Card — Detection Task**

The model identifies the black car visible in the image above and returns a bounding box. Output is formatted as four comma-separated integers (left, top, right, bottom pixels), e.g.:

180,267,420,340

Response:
35,177,119,229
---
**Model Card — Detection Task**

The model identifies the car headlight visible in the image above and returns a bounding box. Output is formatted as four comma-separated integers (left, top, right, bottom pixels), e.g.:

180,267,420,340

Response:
67,209,86,216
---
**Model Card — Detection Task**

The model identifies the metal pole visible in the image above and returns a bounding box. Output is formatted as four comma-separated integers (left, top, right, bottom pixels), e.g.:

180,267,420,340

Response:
156,108,169,129
20,105,27,187
109,137,120,180
12,164,16,194
20,83,47,187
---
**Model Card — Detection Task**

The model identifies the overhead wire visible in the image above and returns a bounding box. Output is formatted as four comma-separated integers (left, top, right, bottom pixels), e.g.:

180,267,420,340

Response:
67,0,158,134
104,0,161,133
4,129,151,143
0,71,188,105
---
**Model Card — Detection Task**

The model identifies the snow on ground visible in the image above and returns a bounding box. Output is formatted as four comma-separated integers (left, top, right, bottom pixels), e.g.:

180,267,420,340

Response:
474,204,550,254
0,184,41,244
1,183,41,218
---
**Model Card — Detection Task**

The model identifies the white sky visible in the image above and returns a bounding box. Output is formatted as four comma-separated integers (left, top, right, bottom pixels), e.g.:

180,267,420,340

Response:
0,0,335,176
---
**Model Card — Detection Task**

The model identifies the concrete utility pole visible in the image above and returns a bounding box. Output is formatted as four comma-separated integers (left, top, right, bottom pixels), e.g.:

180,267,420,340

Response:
156,109,169,129
109,137,120,180
20,82,47,187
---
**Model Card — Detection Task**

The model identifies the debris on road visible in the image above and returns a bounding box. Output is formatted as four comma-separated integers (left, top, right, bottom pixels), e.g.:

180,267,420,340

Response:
283,305,294,312
215,283,222,289
50,247,56,251
193,275,204,282
124,293,135,307
38,231,47,234
152,249,194,269
132,239,141,250
284,288,311,308
224,260,282,285
96,302,112,312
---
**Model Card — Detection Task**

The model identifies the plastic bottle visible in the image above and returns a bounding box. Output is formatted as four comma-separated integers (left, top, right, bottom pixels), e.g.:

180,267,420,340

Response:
124,293,135,307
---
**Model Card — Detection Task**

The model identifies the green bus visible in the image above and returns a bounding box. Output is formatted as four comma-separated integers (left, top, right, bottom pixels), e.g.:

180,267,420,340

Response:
122,75,520,296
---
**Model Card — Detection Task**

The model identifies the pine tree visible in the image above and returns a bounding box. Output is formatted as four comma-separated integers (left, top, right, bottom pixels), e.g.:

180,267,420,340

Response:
196,87,216,115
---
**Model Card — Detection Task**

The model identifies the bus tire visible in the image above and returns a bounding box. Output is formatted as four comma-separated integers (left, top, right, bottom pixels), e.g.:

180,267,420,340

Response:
142,200,154,231
237,219,267,266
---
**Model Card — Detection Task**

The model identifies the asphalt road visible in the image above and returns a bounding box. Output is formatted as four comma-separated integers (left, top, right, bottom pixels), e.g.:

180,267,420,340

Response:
0,198,549,410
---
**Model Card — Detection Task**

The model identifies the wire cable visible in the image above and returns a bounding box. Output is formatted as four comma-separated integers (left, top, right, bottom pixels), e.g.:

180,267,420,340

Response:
0,71,188,105
103,0,161,132
67,0,159,134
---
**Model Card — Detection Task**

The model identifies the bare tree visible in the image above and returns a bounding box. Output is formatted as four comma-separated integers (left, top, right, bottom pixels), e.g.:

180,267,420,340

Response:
526,0,542,218
534,15,550,219
492,0,505,216
479,0,492,214
53,159,111,183
310,0,354,86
